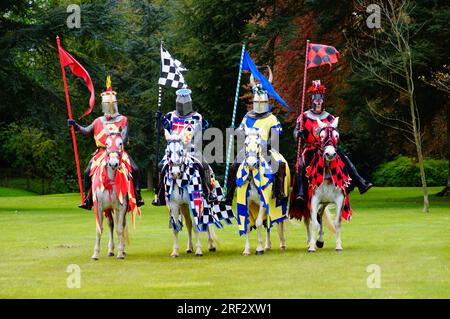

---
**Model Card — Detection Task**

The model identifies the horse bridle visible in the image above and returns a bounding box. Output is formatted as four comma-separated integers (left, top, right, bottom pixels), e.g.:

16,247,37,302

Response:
317,126,339,155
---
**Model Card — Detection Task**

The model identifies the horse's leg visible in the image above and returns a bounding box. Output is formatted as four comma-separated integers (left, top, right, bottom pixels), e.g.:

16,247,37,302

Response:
207,225,216,252
335,195,345,251
316,205,325,249
183,206,193,254
255,205,265,255
243,229,251,256
277,221,286,250
193,225,203,257
91,200,103,260
116,204,127,259
107,214,114,257
305,218,311,245
171,205,180,258
264,227,271,251
308,195,319,252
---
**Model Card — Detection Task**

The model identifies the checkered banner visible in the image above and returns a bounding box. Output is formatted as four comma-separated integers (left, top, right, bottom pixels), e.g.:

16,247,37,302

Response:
158,45,188,89
306,43,340,69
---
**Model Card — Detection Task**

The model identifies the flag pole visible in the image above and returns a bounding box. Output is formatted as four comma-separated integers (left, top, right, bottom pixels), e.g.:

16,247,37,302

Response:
295,39,310,173
224,43,246,192
56,36,84,202
154,84,163,195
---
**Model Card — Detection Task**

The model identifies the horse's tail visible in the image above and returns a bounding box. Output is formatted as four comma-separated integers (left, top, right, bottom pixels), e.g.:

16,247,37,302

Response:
208,224,219,246
323,206,336,235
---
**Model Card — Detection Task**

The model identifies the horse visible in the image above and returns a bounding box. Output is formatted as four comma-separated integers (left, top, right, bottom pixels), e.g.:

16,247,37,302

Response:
163,130,226,258
305,117,352,252
90,129,140,260
236,127,290,256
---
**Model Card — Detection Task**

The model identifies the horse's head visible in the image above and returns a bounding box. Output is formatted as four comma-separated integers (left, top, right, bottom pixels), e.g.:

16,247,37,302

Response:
317,117,340,162
243,127,263,169
105,129,124,171
165,130,186,179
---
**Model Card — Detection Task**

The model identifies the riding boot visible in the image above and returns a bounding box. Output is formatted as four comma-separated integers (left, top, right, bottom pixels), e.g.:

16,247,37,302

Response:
134,184,145,207
339,151,373,194
199,164,218,204
78,168,93,210
151,171,166,206
296,163,308,203
222,162,239,206
274,162,288,205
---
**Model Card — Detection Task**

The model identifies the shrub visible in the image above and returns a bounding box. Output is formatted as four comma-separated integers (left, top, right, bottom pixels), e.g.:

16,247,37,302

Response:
372,156,448,186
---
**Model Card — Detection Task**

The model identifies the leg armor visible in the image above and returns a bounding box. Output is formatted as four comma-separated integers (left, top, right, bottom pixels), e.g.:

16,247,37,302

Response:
152,160,167,206
198,160,218,204
78,159,93,210
337,150,373,194
129,156,145,207
222,149,245,206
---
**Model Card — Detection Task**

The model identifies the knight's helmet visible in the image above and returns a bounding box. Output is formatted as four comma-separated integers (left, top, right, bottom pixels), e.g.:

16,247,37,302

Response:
308,80,326,114
250,66,273,114
101,75,118,117
175,88,193,117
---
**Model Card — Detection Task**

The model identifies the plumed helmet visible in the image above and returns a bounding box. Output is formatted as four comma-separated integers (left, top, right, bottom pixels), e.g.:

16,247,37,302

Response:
175,88,193,117
308,80,326,113
250,65,273,114
101,75,119,116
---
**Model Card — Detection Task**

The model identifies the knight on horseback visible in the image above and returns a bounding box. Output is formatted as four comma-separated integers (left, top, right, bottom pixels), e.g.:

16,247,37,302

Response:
223,66,288,206
67,75,145,209
293,80,373,203
152,88,218,206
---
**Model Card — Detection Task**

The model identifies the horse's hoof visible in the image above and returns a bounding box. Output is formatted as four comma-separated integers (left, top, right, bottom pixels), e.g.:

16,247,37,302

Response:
280,246,286,251
316,241,324,249
186,249,193,254
117,255,125,259
264,247,271,252
335,248,343,252
91,256,99,261
171,254,178,258
243,252,250,256
209,247,216,252
195,253,203,257
256,250,264,255
107,252,114,257
308,249,316,253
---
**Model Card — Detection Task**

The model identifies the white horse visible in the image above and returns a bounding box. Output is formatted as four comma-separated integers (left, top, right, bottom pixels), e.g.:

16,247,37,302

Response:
306,117,350,253
164,130,217,258
239,128,289,256
91,132,132,260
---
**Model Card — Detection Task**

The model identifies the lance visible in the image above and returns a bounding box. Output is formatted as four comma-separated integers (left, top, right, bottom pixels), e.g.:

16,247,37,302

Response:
295,39,310,174
56,36,84,203
224,43,246,192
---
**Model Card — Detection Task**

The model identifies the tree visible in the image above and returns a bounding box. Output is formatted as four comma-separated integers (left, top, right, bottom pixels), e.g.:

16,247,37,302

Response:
423,65,450,196
347,0,430,212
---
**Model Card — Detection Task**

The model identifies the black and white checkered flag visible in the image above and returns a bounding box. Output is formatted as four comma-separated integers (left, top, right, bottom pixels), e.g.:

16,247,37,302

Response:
158,45,188,89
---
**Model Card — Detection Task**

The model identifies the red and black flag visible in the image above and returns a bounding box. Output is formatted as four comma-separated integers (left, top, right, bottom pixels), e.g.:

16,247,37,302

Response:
306,43,340,69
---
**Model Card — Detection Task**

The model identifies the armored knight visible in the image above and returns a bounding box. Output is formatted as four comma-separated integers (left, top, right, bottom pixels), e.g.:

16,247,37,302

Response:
294,80,373,202
152,88,217,206
223,67,288,205
68,76,145,209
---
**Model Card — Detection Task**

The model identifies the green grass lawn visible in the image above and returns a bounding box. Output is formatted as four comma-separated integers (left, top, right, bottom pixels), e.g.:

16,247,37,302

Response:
0,186,448,298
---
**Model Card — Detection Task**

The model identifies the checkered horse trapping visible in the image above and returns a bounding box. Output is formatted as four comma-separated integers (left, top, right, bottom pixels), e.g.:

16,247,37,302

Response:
163,155,234,232
158,45,188,89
